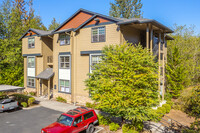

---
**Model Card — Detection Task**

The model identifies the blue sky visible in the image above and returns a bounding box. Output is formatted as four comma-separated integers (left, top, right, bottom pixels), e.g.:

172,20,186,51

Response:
4,0,200,33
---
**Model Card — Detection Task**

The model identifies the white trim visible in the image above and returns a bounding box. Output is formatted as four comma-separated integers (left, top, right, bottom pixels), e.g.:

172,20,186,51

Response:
27,56,36,88
58,54,71,93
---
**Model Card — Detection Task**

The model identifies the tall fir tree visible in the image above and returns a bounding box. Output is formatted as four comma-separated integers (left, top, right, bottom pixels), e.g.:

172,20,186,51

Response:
48,18,60,31
0,0,47,86
109,0,143,18
166,24,200,98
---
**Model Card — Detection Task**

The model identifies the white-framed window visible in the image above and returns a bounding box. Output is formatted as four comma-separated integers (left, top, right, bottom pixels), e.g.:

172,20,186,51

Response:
90,54,102,73
59,79,70,93
27,77,35,87
92,27,105,42
59,56,70,69
27,57,35,68
59,34,70,45
28,38,35,48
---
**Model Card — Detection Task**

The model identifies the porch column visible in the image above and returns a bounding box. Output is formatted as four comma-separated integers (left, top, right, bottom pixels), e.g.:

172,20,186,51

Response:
150,25,153,53
158,32,161,100
146,24,149,49
162,33,165,101
48,79,50,100
42,79,44,95
37,79,39,97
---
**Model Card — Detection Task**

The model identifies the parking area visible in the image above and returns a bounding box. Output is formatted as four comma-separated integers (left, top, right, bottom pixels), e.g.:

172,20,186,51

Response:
0,107,62,133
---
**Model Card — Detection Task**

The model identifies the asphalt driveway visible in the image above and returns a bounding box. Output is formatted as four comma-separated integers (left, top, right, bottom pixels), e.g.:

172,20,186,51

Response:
0,107,62,133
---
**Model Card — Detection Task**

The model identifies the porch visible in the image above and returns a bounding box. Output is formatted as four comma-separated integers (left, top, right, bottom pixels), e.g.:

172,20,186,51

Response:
35,68,54,100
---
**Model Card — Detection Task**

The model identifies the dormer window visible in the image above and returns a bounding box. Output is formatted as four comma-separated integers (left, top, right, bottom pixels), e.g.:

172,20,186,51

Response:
92,27,105,43
28,38,35,48
60,34,70,45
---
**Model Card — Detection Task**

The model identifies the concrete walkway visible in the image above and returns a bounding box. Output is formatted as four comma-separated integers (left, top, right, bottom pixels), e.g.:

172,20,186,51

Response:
33,96,78,113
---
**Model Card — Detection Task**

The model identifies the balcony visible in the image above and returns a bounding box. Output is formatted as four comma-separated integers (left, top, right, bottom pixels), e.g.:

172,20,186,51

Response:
47,56,53,65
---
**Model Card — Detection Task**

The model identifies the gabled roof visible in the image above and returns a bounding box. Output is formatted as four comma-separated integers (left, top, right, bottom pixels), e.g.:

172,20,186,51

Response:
19,28,52,41
19,8,173,41
53,8,120,32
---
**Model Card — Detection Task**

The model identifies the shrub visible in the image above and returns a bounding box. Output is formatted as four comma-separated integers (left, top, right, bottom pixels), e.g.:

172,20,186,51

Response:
133,121,143,132
29,91,36,96
97,114,111,126
184,87,200,132
0,92,5,96
21,102,27,108
85,102,99,109
172,87,193,111
56,96,67,103
162,104,171,113
109,122,120,131
147,109,161,122
122,124,138,133
166,100,174,106
156,107,166,118
28,97,35,106
86,102,94,108
11,93,31,103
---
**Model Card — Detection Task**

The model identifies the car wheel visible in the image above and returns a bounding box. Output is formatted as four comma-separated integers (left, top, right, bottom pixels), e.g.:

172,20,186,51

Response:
86,124,95,133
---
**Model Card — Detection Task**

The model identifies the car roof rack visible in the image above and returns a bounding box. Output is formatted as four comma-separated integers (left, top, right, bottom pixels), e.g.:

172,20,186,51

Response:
73,109,82,113
80,106,89,111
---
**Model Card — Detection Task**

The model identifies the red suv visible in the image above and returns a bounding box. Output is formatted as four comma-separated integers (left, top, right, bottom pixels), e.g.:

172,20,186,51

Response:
41,107,98,133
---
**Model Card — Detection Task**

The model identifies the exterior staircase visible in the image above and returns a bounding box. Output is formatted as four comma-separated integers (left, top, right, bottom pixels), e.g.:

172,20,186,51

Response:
144,114,189,133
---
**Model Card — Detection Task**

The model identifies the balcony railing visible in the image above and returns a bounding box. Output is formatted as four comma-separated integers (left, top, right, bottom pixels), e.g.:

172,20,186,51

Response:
47,56,53,64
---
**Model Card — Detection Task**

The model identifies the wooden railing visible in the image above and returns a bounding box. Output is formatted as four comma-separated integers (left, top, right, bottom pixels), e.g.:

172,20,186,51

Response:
47,56,53,64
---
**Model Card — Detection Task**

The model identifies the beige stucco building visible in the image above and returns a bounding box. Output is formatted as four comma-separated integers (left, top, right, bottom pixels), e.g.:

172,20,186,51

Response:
20,9,173,104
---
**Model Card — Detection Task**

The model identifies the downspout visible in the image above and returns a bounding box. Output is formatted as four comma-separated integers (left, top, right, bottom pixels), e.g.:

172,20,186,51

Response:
71,31,76,105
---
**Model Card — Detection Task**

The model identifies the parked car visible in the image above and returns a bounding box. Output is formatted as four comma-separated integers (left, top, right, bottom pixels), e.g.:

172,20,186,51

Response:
41,106,98,133
0,95,19,112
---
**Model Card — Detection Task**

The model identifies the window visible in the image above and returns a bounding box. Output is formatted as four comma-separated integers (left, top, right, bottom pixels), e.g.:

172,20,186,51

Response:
28,38,35,48
60,34,70,45
73,116,82,126
90,54,102,72
59,80,70,93
60,56,70,69
92,27,105,42
57,115,73,126
28,57,35,68
84,112,94,120
27,77,35,87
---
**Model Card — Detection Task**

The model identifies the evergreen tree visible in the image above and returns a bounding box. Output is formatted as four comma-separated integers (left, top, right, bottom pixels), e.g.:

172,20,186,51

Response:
48,18,60,31
166,46,189,98
166,24,200,98
0,0,47,86
85,43,159,122
109,0,143,18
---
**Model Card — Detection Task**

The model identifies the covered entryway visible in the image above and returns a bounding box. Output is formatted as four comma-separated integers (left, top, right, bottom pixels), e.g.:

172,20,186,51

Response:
35,68,54,100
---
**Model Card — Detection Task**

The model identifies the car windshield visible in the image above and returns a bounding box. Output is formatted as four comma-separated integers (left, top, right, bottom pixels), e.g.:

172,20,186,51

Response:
57,115,73,126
